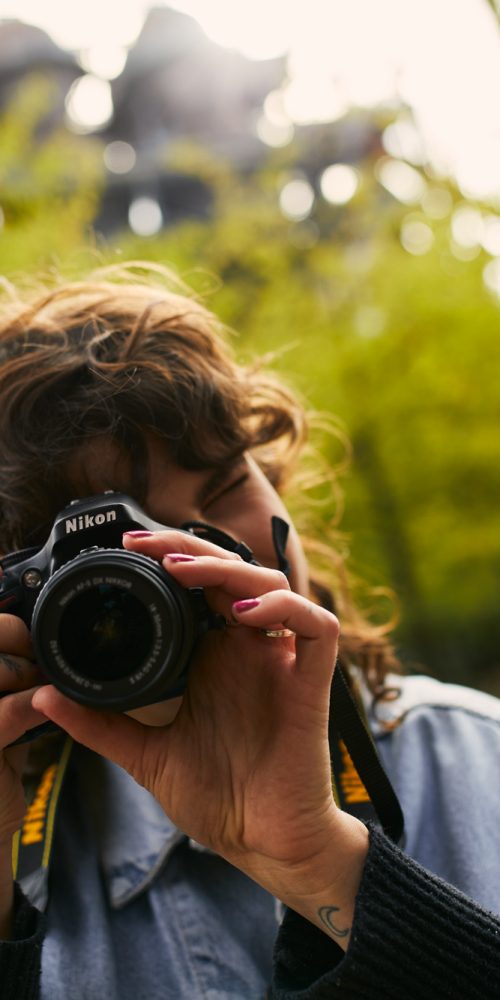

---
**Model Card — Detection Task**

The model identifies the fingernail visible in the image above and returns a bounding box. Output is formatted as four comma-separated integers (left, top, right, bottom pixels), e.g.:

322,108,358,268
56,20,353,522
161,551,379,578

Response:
232,598,261,612
123,530,153,538
164,553,196,563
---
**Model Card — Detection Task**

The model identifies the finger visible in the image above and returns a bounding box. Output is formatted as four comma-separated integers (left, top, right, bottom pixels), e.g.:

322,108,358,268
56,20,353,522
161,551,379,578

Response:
162,554,290,604
0,653,41,692
0,614,33,658
0,688,48,749
31,686,165,791
123,529,244,563
231,591,340,682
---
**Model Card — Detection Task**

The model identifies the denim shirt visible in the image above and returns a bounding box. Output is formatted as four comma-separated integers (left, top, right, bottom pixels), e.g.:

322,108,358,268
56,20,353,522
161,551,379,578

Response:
20,674,500,1000
35,750,281,1000
365,673,500,914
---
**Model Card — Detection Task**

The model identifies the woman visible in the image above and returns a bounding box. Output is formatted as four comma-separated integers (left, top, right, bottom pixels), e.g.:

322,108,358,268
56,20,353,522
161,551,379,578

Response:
0,265,499,998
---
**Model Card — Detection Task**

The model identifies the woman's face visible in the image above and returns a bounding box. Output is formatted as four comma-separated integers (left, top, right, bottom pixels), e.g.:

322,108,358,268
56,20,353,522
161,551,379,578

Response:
75,434,309,598
72,434,310,725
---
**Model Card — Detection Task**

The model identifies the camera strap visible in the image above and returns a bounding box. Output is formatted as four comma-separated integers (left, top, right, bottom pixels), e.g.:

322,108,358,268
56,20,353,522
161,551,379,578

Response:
329,664,404,843
12,734,73,910
181,515,291,576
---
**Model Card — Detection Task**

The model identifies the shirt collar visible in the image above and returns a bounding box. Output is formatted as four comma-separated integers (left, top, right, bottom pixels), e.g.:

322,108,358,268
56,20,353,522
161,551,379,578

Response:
79,748,186,908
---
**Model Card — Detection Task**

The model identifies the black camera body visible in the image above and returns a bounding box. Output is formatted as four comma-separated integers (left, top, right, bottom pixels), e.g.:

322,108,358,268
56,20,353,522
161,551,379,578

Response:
0,493,218,711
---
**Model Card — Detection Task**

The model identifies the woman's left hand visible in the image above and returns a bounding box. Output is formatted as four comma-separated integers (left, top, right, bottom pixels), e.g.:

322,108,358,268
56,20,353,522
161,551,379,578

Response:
32,530,369,945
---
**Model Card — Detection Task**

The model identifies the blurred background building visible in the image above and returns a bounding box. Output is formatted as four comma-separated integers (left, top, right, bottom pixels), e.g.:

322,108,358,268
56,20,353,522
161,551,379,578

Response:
0,19,79,123
0,6,388,237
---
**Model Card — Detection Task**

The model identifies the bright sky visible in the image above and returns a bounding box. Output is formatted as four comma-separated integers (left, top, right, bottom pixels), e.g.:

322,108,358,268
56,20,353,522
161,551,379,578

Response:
1,0,500,199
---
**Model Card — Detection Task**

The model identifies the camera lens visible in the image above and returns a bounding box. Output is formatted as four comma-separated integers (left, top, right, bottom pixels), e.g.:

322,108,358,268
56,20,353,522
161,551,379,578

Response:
31,549,199,710
58,584,155,682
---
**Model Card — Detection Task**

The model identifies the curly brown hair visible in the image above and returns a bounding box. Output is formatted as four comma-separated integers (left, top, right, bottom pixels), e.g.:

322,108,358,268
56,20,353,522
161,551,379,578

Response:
0,263,399,691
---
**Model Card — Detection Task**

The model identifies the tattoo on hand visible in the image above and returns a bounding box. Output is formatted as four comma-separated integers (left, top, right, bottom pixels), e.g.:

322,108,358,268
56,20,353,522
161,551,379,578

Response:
0,655,22,678
318,905,349,939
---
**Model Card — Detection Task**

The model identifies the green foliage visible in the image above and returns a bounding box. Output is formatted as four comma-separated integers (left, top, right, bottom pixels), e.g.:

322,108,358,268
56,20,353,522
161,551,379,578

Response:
0,76,103,276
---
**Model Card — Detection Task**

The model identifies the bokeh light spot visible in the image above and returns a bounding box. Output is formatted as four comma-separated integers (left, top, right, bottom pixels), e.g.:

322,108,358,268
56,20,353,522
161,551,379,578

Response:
451,206,483,249
279,179,315,221
450,241,480,262
256,116,294,148
376,158,426,204
320,164,359,205
483,258,500,298
65,75,113,132
421,186,453,219
79,45,128,80
400,218,434,255
104,141,137,174
382,118,426,166
128,197,163,236
481,215,500,257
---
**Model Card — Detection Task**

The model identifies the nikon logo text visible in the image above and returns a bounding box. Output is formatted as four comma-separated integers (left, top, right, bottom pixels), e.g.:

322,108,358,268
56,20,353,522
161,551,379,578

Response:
65,511,117,534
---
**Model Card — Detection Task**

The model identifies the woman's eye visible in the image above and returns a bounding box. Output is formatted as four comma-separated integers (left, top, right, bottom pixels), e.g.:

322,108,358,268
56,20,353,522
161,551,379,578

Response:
204,473,249,508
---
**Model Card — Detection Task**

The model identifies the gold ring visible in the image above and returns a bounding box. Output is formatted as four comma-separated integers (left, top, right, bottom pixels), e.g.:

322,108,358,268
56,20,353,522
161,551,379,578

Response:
259,628,295,639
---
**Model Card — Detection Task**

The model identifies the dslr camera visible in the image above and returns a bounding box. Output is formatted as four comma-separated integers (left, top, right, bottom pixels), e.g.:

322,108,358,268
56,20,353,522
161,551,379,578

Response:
0,493,221,711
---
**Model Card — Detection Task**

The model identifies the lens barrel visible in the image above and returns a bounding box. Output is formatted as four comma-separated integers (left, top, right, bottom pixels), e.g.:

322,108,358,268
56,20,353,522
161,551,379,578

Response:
31,549,198,710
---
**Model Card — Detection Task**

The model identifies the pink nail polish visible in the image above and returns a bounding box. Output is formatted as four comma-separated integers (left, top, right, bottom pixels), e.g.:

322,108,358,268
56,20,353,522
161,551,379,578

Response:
232,598,261,612
164,553,196,563
123,530,153,538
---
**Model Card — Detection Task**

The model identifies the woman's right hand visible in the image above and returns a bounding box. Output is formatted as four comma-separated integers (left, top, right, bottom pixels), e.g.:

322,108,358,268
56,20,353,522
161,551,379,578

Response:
0,611,47,937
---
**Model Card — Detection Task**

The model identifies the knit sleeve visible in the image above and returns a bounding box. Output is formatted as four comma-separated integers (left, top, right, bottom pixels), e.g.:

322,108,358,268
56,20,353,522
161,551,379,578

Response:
271,825,500,999
0,883,45,1000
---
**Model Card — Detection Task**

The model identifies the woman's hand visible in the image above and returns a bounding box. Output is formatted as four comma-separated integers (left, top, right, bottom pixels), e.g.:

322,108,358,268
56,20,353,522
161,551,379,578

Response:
0,611,47,937
32,530,369,947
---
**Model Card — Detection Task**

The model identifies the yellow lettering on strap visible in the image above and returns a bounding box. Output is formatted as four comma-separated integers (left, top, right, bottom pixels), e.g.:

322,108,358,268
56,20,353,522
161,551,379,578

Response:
20,763,58,845
21,821,45,846
338,739,371,804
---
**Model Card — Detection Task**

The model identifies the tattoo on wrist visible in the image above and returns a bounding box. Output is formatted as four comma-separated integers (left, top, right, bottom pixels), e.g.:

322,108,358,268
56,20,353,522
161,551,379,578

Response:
318,905,349,939
0,655,22,678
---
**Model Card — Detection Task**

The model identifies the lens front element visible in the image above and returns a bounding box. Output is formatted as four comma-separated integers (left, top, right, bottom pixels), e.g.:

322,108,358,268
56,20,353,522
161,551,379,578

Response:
59,583,155,682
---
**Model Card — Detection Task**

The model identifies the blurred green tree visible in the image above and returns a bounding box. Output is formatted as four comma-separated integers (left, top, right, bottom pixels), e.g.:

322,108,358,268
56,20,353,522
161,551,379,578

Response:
0,76,103,276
